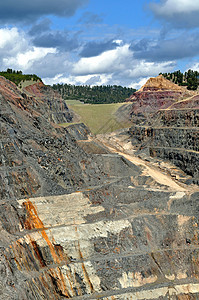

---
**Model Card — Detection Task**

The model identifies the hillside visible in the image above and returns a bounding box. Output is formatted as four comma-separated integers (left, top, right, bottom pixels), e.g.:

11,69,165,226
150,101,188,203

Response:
127,75,194,114
0,69,42,86
161,69,199,90
122,74,199,184
61,102,132,134
0,75,199,299
52,83,136,104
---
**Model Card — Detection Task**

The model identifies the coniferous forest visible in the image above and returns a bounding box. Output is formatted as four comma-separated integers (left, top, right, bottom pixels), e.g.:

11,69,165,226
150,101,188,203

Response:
52,83,136,104
160,69,199,90
0,69,42,86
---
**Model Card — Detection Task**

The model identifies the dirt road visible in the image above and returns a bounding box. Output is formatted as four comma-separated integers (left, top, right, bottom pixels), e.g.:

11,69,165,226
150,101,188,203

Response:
94,134,190,192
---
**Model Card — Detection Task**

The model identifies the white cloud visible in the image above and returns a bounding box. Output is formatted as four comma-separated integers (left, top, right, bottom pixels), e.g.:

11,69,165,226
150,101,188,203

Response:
4,47,56,70
43,54,174,87
124,60,174,79
71,42,175,86
187,62,199,72
0,28,176,88
0,27,57,72
113,39,123,45
129,77,150,90
151,0,199,16
42,41,175,87
73,44,132,75
0,27,21,48
43,73,113,86
149,0,199,28
0,27,28,56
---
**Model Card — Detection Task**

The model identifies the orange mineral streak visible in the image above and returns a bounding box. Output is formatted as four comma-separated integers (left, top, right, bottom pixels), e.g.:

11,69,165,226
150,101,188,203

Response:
50,267,71,298
22,200,83,297
77,241,94,293
23,200,60,264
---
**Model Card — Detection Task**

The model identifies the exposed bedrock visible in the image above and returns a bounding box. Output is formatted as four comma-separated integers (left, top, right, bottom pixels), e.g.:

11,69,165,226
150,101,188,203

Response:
2,187,199,299
127,75,195,114
1,76,199,299
129,109,199,184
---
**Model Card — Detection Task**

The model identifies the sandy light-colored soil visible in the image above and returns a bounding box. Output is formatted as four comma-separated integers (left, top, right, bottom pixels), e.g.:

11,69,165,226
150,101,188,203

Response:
93,132,199,193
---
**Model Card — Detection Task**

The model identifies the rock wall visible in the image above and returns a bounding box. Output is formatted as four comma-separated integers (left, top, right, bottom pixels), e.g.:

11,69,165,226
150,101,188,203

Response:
23,81,73,124
1,76,199,299
127,75,194,114
129,109,199,183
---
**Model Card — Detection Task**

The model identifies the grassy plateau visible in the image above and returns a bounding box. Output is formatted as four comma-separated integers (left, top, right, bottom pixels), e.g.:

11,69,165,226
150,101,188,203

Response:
59,101,131,134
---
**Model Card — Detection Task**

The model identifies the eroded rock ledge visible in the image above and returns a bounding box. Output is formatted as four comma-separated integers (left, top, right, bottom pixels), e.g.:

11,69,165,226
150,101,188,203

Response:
0,76,199,299
128,108,199,184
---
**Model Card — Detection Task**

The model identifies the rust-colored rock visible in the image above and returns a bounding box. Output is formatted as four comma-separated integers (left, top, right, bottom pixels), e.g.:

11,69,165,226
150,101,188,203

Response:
1,75,199,299
125,76,199,184
127,75,195,114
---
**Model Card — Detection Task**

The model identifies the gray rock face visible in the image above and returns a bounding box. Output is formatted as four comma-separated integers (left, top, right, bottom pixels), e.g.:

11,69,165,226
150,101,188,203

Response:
129,109,199,184
1,77,199,299
22,80,74,124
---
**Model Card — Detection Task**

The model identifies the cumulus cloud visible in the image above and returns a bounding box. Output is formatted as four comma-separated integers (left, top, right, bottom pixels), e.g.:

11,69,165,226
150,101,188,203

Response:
0,28,28,55
4,47,56,71
150,0,199,15
121,60,175,79
32,31,79,50
0,27,176,88
28,53,73,77
0,27,57,72
42,42,175,87
0,27,29,67
73,44,132,75
131,32,199,62
129,77,150,90
0,0,89,23
28,19,80,50
43,56,174,87
73,42,174,80
186,62,199,73
79,39,119,57
43,73,113,86
28,19,52,36
149,0,199,28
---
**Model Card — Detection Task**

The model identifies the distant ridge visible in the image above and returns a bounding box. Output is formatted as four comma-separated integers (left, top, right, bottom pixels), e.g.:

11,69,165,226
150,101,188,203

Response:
127,75,195,113
138,75,184,92
0,69,42,86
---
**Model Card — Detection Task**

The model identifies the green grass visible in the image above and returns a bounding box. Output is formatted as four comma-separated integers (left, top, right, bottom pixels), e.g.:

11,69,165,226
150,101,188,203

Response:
59,122,82,127
65,99,84,105
62,103,131,134
19,79,40,89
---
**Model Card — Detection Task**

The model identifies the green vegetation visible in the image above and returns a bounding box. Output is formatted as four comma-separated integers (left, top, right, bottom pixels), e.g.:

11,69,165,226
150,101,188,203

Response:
160,69,199,90
52,83,136,104
65,99,84,105
61,103,131,134
59,122,82,127
0,69,42,86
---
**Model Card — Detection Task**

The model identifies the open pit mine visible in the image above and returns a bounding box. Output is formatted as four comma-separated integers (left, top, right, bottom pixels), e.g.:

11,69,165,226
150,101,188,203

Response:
0,75,199,299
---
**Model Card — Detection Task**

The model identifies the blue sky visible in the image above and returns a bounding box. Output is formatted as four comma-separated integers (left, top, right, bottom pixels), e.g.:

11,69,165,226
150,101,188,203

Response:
0,0,199,88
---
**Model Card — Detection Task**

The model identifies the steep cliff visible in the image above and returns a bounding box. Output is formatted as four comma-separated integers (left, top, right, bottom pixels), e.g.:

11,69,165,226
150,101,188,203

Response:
127,75,194,114
1,76,199,299
127,76,199,184
22,80,73,124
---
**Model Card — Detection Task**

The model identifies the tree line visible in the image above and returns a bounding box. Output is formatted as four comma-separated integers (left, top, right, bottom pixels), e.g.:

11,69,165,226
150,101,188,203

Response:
52,83,136,104
160,69,199,90
0,69,42,86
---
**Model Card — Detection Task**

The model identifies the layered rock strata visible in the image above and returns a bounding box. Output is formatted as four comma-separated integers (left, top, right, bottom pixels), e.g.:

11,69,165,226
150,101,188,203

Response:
0,76,199,299
127,79,199,184
127,75,194,113
22,80,73,124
